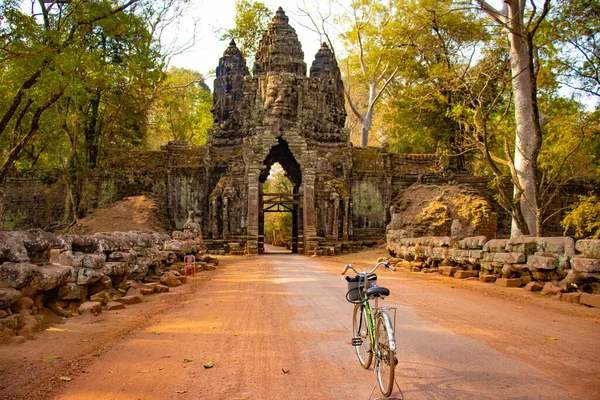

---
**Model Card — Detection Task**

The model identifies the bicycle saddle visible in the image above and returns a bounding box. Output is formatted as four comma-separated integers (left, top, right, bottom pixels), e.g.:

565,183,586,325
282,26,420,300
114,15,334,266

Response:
366,286,390,298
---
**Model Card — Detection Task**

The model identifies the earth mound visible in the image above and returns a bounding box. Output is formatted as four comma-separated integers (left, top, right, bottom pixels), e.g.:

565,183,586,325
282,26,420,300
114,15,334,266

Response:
388,183,496,239
72,196,170,234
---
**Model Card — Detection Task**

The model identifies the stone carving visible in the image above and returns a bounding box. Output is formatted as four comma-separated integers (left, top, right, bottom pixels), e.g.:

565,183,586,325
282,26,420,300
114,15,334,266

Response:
183,211,200,236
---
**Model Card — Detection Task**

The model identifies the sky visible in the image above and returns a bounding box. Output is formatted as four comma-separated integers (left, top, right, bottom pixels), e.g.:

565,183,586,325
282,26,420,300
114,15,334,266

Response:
164,0,342,87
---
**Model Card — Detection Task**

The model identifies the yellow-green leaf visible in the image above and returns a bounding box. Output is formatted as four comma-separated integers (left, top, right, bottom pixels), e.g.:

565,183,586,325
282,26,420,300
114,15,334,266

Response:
204,361,214,369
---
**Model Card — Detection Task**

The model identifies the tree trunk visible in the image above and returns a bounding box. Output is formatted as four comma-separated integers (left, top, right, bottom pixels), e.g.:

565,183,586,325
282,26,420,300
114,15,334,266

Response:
507,1,540,236
361,82,378,147
85,89,102,168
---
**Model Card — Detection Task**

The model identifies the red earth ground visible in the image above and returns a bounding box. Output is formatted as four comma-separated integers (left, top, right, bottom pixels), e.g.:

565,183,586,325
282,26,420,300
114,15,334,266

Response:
1,246,599,400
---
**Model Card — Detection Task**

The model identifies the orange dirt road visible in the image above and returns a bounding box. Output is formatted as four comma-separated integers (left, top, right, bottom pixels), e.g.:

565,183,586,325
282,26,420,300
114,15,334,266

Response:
1,248,599,400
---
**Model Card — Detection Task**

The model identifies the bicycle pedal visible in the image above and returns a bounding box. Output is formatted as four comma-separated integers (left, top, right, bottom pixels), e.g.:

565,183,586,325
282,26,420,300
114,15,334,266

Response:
351,337,363,346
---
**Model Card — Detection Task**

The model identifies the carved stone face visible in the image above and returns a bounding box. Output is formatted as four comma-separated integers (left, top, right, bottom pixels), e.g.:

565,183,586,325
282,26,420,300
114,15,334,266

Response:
264,74,298,121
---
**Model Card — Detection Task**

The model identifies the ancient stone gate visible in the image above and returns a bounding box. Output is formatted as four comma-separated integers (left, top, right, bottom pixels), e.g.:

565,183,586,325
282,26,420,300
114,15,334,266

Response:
207,8,353,254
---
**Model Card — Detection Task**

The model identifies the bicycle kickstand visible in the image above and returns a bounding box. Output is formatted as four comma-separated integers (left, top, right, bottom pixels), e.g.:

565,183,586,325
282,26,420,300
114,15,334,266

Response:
367,378,404,400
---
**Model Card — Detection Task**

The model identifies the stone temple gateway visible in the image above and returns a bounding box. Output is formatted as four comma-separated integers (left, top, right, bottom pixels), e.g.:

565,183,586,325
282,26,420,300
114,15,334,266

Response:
207,8,353,254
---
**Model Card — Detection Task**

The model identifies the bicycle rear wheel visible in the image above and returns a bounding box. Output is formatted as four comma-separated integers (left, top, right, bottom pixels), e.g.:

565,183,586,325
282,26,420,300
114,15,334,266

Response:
376,313,396,396
352,304,372,369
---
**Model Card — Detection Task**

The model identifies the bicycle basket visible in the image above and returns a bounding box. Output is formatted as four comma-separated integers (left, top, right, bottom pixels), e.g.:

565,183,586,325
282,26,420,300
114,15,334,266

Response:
345,273,377,303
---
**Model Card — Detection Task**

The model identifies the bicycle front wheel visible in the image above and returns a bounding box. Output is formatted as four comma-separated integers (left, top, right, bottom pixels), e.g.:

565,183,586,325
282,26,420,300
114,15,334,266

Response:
352,304,372,369
376,313,396,397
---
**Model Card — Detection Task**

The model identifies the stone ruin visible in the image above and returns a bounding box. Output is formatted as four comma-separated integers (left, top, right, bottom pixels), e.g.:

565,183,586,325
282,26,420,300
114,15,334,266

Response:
0,228,217,343
386,234,600,307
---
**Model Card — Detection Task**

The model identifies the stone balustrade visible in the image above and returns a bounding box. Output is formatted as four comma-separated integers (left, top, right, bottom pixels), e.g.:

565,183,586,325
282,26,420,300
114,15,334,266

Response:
387,231,600,308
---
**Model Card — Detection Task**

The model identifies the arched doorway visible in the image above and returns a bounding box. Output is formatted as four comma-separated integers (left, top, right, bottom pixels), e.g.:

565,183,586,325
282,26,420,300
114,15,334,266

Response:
258,138,302,254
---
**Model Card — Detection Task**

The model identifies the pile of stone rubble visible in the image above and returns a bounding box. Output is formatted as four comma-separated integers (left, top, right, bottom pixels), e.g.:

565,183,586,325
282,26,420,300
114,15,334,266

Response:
0,228,217,343
387,232,600,308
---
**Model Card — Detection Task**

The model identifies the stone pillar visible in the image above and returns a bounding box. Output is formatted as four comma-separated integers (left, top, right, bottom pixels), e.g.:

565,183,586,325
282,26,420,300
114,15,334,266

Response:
303,169,317,241
331,193,339,240
222,197,230,239
342,198,349,240
211,197,220,239
247,167,260,254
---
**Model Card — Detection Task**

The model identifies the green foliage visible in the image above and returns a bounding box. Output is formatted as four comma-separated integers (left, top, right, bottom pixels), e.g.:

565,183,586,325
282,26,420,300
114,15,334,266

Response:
219,0,271,59
147,67,213,147
263,163,293,248
562,195,600,239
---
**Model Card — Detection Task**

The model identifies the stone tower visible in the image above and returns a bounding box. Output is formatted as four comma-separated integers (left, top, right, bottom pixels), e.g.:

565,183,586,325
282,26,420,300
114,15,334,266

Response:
207,7,353,253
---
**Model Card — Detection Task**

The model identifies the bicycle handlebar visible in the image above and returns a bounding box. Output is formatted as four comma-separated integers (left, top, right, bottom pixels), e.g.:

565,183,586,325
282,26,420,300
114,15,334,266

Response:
341,261,396,278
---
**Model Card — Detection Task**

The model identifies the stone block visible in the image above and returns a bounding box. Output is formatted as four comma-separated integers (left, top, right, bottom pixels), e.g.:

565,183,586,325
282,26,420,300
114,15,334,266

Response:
524,281,544,291
571,258,600,273
520,275,532,286
102,262,128,277
455,270,478,279
575,240,600,259
561,292,581,303
439,266,457,277
0,288,22,309
58,283,88,300
527,255,559,270
479,274,496,283
90,288,122,304
507,236,538,255
468,250,484,260
116,295,143,305
541,282,563,296
155,284,170,293
495,278,522,287
483,239,508,252
77,268,103,286
78,301,102,315
0,262,35,289
32,265,75,291
458,236,487,249
580,294,600,308
105,301,126,311
81,254,105,269
493,252,526,264
482,252,495,262
139,287,154,296
537,237,575,257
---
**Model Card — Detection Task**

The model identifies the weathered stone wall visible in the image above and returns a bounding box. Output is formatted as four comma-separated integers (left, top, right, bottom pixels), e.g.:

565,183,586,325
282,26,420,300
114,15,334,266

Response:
3,173,69,231
386,232,600,308
0,229,217,343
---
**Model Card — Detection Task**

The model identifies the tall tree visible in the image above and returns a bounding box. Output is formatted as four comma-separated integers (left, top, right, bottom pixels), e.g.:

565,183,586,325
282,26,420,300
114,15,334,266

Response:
218,0,271,61
475,0,551,236
340,0,401,146
147,67,213,147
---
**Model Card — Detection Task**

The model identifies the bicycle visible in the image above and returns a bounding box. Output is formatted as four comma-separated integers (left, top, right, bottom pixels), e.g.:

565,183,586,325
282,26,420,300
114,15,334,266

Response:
342,261,399,398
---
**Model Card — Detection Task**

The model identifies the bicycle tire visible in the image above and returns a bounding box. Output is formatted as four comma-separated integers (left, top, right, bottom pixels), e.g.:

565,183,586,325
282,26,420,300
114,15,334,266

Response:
352,303,373,369
376,312,396,396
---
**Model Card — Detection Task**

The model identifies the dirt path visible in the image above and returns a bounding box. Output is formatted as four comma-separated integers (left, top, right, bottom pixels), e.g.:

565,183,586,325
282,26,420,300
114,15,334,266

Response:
1,250,599,399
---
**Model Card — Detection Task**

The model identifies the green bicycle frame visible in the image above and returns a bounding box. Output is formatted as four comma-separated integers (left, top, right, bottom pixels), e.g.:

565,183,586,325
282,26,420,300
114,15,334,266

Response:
362,299,376,348
358,273,376,349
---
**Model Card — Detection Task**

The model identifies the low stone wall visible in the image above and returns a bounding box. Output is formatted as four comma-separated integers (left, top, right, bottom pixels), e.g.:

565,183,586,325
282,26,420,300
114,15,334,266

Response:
387,231,600,308
0,229,217,343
